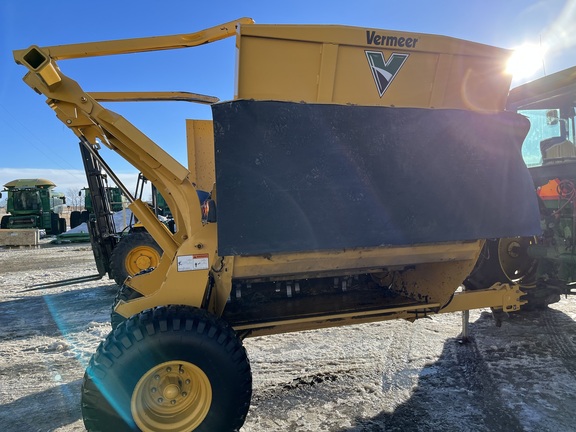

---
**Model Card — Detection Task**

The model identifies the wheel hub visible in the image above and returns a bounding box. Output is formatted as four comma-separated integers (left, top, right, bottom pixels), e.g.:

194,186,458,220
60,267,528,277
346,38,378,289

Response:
498,236,538,284
125,245,160,276
135,254,153,270
132,360,212,432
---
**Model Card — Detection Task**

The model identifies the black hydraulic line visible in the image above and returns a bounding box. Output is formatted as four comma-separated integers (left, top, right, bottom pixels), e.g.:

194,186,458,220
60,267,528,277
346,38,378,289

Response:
79,137,135,203
20,274,104,291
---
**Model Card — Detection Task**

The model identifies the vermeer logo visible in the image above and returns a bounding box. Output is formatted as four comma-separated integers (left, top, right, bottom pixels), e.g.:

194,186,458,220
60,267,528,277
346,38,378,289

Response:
365,51,409,97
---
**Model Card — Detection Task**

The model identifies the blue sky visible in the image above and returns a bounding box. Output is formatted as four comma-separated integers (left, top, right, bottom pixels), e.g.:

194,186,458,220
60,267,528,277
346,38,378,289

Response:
1,0,575,194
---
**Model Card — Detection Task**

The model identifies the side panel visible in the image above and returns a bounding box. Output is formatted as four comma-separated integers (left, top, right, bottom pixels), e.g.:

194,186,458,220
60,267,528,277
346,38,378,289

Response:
186,119,216,192
213,100,541,256
236,24,511,112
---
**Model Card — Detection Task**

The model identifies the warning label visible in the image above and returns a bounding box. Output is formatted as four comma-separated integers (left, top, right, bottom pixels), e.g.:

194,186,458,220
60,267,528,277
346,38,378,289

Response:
177,254,210,272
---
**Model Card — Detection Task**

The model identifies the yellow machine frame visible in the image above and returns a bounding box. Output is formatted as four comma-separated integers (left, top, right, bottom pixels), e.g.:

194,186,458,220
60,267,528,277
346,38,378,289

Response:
14,18,523,337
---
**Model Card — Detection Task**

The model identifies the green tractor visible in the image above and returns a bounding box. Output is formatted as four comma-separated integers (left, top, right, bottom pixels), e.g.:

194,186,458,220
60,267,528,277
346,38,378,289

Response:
69,186,125,230
465,66,576,308
0,178,67,235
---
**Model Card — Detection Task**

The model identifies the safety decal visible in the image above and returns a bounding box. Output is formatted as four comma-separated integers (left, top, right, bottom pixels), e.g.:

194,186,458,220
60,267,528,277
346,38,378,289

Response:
177,254,209,271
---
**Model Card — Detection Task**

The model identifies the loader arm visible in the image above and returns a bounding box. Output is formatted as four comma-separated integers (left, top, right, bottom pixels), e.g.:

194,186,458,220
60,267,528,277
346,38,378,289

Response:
13,18,252,312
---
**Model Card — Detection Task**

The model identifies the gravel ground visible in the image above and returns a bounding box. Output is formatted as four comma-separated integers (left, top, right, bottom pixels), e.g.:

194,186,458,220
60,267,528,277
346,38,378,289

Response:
1,241,576,432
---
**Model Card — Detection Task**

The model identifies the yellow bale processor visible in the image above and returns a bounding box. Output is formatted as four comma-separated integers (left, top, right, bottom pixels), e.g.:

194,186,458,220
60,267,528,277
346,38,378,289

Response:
14,18,540,431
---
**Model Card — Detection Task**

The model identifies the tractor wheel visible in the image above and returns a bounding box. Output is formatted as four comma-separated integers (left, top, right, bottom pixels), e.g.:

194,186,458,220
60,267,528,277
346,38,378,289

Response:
464,237,560,310
1,215,9,229
81,306,252,432
110,231,162,286
520,285,562,311
70,211,82,229
463,237,538,290
81,210,90,223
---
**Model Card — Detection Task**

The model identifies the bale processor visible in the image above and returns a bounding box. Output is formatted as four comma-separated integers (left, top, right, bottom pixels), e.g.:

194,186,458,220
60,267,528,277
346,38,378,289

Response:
14,18,540,431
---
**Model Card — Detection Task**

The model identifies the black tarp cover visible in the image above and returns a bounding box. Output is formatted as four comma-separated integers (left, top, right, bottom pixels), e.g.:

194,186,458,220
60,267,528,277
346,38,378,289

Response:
212,100,541,256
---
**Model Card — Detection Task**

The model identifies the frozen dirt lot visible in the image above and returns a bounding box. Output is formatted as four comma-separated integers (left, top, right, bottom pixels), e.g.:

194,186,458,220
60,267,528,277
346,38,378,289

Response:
1,242,576,432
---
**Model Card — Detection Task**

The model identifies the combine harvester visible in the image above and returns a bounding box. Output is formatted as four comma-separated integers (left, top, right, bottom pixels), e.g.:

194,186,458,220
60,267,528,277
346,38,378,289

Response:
0,178,66,235
14,18,540,431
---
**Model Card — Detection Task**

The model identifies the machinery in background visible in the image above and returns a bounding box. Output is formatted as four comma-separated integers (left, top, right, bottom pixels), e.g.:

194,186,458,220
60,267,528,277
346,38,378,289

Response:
0,178,66,235
73,146,163,285
465,66,576,308
69,184,124,230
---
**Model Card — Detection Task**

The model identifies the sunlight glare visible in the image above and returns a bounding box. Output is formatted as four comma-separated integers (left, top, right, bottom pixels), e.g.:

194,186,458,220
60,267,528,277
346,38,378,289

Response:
506,43,547,80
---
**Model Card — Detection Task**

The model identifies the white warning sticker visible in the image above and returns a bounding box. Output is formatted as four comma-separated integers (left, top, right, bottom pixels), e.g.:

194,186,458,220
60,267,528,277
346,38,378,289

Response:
177,254,210,272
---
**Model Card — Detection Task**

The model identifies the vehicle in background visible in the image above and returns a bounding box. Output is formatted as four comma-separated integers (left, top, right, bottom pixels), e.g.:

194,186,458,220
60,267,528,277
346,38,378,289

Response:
465,66,576,308
0,178,66,235
69,185,124,229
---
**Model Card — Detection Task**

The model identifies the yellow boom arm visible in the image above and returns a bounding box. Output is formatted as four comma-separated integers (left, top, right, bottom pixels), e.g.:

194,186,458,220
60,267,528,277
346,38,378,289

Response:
13,18,253,316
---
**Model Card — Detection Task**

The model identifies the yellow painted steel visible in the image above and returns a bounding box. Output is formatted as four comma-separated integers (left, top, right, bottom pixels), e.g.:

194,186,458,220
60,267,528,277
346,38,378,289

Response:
236,24,512,112
234,284,524,338
13,18,254,61
89,91,218,104
230,241,481,281
13,22,234,318
13,19,520,327
440,284,526,314
186,120,216,192
131,360,212,432
124,245,161,277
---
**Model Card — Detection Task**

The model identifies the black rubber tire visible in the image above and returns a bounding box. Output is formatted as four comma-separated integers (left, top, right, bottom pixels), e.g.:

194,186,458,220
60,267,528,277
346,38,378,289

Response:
81,306,252,432
70,211,82,229
81,210,90,223
50,212,60,235
0,215,9,229
520,285,562,311
465,238,561,310
109,231,162,286
110,285,143,330
58,218,66,234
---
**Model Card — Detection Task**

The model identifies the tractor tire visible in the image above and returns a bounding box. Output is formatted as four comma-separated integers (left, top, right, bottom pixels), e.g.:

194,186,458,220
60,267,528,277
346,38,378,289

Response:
464,237,560,310
110,285,143,330
81,306,252,432
520,285,562,311
70,211,82,229
1,215,9,229
110,231,162,286
81,210,90,223
50,212,60,235
463,237,538,290
58,217,66,234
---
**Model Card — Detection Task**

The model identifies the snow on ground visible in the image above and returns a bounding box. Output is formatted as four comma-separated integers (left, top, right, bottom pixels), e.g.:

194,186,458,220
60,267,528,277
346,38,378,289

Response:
1,242,576,431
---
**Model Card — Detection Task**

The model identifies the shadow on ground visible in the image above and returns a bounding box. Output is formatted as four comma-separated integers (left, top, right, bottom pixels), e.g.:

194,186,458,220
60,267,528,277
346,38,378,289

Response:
0,285,116,339
340,307,576,432
0,380,83,431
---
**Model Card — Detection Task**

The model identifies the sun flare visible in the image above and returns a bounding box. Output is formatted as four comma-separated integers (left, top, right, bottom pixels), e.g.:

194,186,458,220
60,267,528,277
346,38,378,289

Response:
506,43,547,80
